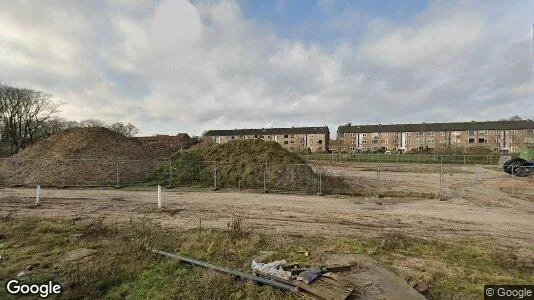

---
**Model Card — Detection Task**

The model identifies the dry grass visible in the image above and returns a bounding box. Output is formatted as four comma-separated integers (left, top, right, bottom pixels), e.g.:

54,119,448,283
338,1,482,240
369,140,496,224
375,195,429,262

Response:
1,216,533,299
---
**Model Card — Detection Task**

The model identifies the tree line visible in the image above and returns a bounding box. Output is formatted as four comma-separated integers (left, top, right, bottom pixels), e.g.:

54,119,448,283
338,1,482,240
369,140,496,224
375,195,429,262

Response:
0,84,138,157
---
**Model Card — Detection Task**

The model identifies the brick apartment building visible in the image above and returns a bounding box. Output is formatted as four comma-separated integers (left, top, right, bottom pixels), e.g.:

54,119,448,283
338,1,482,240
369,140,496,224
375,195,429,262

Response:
337,120,534,154
135,133,193,150
204,127,330,153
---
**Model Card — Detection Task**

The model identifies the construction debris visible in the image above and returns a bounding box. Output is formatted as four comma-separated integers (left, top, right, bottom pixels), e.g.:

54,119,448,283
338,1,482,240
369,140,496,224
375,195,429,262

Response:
253,260,354,299
251,260,291,280
148,247,354,299
147,247,296,292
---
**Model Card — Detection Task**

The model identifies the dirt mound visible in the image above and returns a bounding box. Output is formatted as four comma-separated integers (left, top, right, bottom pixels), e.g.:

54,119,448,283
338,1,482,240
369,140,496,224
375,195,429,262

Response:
0,127,172,186
151,139,319,192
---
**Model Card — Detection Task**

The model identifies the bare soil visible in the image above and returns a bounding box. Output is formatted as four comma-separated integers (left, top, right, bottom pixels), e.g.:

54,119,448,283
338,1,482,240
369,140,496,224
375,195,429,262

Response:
1,165,533,248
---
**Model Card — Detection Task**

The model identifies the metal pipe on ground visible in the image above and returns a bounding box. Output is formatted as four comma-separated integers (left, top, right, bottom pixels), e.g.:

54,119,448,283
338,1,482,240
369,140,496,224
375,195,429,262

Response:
147,247,296,292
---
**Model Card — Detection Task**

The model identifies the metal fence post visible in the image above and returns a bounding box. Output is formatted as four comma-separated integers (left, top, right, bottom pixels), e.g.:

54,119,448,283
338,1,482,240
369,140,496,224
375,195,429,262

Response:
376,162,380,198
168,160,173,187
511,171,515,197
263,163,267,192
213,162,217,189
16,160,20,186
61,159,66,187
318,172,322,195
116,160,120,187
439,164,444,200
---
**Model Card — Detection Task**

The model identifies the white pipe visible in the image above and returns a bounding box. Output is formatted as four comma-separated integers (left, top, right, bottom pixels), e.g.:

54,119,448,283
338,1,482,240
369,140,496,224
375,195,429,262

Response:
157,185,162,208
36,185,41,205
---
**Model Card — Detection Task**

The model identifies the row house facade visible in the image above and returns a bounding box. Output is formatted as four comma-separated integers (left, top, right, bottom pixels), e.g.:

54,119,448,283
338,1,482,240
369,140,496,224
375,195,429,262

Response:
204,127,330,153
337,120,534,154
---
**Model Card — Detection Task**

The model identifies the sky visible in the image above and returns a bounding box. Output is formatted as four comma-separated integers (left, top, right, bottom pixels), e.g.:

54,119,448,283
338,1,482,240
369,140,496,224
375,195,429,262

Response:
0,0,533,136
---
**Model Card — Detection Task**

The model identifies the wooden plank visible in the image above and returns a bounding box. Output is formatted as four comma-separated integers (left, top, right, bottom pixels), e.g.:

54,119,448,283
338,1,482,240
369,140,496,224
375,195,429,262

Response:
323,264,352,273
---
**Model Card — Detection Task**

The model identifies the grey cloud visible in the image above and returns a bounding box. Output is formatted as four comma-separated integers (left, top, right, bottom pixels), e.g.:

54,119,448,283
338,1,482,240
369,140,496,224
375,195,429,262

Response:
0,0,532,136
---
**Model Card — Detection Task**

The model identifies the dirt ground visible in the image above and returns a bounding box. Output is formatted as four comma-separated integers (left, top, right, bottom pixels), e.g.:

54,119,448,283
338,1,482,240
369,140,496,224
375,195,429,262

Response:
1,164,533,248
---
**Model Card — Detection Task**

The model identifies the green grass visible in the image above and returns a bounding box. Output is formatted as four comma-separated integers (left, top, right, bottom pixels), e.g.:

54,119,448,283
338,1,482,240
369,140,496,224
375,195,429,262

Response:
0,218,532,299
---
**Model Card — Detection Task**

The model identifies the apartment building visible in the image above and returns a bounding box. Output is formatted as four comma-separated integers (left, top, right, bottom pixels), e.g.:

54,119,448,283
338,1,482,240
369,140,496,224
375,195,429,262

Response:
337,120,534,154
204,127,330,153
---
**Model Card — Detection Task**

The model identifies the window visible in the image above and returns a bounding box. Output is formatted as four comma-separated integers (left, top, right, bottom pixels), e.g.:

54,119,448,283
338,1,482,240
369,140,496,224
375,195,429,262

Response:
362,133,367,137
478,130,488,135
362,140,367,144
440,132,446,136
350,147,355,151
426,132,434,136
290,140,295,144
351,133,355,137
510,130,517,135
417,132,423,136
254,135,258,138
468,138,475,143
231,136,235,139
385,140,389,144
318,140,323,144
351,140,355,144
407,132,412,136
284,134,288,138
284,141,288,144
478,138,487,144
383,132,388,137
427,139,435,144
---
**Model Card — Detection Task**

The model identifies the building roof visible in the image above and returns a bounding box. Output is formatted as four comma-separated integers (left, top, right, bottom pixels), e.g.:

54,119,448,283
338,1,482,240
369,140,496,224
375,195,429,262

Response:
204,126,329,137
337,120,534,134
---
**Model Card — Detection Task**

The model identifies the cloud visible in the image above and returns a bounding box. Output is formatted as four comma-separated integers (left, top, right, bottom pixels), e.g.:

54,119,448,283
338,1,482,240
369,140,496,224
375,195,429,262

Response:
0,0,532,136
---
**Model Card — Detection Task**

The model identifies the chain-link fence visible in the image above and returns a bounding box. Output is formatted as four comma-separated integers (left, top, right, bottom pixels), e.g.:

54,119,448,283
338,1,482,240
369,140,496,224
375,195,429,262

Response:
0,158,169,187
1,158,532,199
302,153,502,165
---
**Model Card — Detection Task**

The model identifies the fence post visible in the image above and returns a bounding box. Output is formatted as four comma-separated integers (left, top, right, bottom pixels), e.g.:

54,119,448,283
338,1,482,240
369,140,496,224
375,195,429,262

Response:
157,185,162,208
35,185,41,205
318,172,322,195
213,162,217,189
376,163,380,198
439,164,444,200
61,159,66,187
463,155,466,165
116,160,120,188
168,160,173,188
16,160,20,186
263,163,267,193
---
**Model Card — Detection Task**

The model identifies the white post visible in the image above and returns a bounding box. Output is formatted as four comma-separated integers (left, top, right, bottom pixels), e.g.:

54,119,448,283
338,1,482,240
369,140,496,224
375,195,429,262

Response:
35,185,41,205
157,185,162,208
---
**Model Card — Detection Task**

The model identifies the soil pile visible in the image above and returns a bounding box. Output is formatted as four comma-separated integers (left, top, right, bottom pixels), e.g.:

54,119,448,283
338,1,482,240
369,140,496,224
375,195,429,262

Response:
152,139,319,192
0,127,172,186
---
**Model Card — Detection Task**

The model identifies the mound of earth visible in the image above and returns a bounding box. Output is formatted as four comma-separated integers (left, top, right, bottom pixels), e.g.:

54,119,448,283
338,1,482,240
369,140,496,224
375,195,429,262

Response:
152,139,319,192
0,127,172,186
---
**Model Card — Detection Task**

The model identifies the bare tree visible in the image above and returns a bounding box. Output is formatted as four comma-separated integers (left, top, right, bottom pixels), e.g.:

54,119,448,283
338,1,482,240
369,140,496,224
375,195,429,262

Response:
109,122,139,137
0,84,60,154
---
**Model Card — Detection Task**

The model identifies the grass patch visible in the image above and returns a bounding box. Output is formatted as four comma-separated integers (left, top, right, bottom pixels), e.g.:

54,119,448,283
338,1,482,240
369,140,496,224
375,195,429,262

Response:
0,218,532,299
